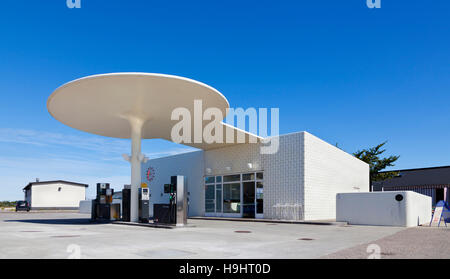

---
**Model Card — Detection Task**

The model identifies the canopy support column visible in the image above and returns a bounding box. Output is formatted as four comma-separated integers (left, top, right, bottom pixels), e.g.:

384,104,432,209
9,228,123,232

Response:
129,117,144,223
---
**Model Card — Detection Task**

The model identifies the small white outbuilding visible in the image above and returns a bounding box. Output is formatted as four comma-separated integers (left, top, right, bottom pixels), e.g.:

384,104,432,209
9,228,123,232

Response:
23,180,88,210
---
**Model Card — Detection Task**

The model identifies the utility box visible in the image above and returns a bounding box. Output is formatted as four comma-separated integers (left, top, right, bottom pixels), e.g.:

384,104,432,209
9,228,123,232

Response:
153,204,172,224
337,191,431,227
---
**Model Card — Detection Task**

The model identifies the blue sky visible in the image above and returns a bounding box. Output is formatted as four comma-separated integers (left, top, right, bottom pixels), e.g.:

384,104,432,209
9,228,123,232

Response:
0,0,449,200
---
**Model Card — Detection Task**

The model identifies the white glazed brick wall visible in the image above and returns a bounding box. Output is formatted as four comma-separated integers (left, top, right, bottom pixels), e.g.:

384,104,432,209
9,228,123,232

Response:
303,132,369,220
261,133,304,220
141,131,369,221
141,151,204,217
204,143,262,176
205,132,305,220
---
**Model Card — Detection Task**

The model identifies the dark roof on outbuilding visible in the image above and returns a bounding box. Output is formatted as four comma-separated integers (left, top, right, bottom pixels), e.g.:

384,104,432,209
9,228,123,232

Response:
23,180,89,190
374,166,450,191
379,165,450,173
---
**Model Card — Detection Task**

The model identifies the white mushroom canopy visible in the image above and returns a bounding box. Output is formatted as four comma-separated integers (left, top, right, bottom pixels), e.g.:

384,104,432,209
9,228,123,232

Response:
47,73,261,150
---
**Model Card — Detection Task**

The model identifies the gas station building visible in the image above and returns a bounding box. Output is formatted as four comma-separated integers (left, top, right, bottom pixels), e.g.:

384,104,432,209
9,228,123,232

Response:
142,131,369,221
48,72,369,223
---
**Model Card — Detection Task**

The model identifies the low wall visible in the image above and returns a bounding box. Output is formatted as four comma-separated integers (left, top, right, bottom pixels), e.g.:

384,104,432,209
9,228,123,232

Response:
79,200,92,214
336,191,431,227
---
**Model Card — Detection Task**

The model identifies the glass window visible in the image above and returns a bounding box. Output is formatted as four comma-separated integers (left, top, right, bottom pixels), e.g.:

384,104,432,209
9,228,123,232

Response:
215,185,222,213
216,176,222,183
223,183,240,213
242,173,255,181
256,182,264,199
256,182,263,214
256,172,263,180
205,185,215,213
223,174,240,182
205,176,215,184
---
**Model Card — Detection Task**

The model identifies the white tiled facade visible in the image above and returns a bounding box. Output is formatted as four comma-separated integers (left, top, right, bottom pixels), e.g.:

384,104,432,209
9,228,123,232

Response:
260,133,304,220
303,132,370,220
141,151,204,217
141,131,369,221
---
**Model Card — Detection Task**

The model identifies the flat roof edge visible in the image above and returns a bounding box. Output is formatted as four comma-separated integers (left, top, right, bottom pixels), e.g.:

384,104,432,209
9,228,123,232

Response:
24,180,89,190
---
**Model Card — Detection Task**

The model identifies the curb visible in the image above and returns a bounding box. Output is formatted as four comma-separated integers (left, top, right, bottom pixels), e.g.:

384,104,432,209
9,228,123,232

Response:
189,217,347,226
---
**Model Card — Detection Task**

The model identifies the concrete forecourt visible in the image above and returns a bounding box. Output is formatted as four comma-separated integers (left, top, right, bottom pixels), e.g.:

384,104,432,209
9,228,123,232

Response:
0,212,424,259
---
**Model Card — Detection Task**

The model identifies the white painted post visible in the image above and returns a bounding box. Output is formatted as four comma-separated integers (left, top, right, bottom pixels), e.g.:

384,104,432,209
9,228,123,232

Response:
129,117,144,222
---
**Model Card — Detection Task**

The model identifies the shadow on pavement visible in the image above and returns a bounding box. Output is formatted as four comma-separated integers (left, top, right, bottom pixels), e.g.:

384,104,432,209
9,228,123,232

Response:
4,218,98,225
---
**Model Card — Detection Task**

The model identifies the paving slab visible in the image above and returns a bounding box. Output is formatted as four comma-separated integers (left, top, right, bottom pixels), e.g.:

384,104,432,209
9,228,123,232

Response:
322,225,450,259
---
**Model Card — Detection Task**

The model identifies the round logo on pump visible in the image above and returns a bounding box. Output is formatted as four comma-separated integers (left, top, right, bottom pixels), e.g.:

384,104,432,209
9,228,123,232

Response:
146,167,155,182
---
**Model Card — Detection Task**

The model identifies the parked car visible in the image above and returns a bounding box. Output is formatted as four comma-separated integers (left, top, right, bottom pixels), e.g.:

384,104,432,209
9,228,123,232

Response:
16,201,30,212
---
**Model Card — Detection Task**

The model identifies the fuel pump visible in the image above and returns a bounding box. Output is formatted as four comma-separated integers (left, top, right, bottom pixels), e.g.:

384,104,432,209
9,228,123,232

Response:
173,175,188,226
139,183,150,223
154,176,187,226
91,183,114,221
169,180,177,224
122,185,131,222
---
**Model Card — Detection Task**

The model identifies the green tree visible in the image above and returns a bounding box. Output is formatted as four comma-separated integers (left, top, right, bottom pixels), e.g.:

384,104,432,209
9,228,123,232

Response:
353,141,400,189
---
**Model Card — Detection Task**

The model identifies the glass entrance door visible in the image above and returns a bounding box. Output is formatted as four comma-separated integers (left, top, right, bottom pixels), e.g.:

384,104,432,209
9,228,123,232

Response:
243,181,255,218
205,176,223,216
